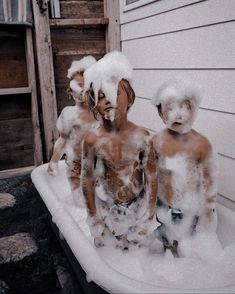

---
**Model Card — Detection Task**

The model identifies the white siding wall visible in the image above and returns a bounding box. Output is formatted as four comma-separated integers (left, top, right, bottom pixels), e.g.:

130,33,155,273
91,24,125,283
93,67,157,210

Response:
119,0,235,209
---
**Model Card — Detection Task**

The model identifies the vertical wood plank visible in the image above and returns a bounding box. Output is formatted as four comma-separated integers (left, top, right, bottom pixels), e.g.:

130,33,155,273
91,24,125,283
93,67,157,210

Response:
25,27,43,166
32,1,58,161
104,0,121,52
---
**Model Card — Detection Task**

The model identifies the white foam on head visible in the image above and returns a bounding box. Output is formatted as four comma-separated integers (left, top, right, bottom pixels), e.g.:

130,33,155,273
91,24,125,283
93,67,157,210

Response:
151,79,203,133
84,51,133,108
67,55,96,79
151,78,203,107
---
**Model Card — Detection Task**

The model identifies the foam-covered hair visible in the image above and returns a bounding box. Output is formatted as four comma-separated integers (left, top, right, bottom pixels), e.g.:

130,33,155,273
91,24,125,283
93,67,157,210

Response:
67,55,96,79
83,51,133,107
151,78,203,107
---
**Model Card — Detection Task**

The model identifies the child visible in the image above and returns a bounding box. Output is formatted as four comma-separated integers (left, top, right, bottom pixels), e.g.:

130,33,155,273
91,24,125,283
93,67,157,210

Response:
47,56,99,206
151,78,218,256
82,51,159,249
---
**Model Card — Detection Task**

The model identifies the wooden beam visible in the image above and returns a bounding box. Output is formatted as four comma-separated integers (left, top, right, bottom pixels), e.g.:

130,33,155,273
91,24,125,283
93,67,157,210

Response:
104,0,121,52
0,166,35,180
0,87,31,95
55,48,106,56
50,18,109,28
32,1,58,161
25,27,43,166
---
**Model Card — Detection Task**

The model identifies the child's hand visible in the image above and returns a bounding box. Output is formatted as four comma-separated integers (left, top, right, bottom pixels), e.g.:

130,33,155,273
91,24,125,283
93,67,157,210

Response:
87,215,105,238
47,161,59,176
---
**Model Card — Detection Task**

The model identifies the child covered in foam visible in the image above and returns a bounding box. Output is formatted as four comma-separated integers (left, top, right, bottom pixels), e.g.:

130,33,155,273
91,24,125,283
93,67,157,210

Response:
47,56,99,206
151,78,221,258
82,51,159,250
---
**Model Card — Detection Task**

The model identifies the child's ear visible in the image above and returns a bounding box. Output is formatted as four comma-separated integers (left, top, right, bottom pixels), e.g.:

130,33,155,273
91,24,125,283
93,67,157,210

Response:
66,87,72,98
127,97,134,107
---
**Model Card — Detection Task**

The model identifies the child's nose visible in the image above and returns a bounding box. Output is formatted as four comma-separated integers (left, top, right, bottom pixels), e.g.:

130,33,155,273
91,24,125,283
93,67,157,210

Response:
176,112,183,120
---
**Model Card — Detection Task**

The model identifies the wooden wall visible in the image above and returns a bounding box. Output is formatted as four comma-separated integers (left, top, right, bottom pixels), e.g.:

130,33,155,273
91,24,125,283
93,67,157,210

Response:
0,26,34,171
119,0,235,209
50,0,106,115
0,26,27,88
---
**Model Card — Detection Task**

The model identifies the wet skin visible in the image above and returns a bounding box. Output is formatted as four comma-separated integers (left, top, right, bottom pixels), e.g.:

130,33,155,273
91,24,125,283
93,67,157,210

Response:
153,98,217,233
82,80,157,221
48,72,97,192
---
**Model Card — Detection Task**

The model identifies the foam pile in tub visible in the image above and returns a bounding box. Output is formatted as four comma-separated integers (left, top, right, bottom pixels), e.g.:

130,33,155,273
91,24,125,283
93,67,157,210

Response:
31,161,235,293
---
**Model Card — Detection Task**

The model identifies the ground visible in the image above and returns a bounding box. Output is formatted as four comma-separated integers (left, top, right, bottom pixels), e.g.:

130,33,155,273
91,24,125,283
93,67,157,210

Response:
0,174,82,294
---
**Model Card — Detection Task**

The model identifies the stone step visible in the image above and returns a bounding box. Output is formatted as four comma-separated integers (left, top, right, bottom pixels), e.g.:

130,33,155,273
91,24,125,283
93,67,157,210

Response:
0,193,16,210
0,280,9,293
0,233,38,264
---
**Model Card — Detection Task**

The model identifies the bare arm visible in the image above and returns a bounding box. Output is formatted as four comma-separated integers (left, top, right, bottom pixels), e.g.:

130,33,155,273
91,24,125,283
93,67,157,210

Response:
144,140,158,219
82,135,96,216
82,134,105,238
198,142,217,232
47,134,67,175
48,107,73,175
51,135,67,162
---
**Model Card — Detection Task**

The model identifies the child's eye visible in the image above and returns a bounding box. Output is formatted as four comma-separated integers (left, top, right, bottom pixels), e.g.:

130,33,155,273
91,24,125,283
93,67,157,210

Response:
98,92,105,100
184,100,191,109
166,105,173,111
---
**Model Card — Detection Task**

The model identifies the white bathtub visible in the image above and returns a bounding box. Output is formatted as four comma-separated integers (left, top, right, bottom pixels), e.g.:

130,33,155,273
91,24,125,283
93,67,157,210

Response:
31,160,235,293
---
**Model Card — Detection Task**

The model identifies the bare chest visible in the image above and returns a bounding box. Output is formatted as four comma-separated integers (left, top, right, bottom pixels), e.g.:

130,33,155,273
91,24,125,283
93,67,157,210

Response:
97,137,142,168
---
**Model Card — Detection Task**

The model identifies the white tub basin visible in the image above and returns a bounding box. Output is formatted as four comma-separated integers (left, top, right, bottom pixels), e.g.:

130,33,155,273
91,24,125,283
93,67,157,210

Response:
31,160,235,293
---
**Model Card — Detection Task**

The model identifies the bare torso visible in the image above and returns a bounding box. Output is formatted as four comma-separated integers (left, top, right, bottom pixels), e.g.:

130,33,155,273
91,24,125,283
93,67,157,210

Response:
91,122,149,204
67,106,98,164
153,129,211,213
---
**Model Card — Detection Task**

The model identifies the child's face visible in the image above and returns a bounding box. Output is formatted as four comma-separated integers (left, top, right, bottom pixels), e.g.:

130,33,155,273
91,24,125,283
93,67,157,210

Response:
95,81,130,121
70,72,85,101
160,98,197,134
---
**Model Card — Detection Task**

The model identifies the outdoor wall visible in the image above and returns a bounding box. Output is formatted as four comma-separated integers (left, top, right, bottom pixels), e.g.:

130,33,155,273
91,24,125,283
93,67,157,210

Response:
119,0,235,209
50,0,106,115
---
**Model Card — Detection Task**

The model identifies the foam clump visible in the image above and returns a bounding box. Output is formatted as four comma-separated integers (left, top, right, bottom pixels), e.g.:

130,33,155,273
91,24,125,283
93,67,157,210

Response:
179,231,223,264
84,51,133,107
151,77,203,106
67,55,96,79
32,162,235,292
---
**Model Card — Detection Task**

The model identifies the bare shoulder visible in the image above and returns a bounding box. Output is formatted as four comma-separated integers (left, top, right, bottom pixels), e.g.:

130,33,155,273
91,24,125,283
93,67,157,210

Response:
59,106,78,120
152,129,166,151
192,129,212,160
83,131,98,148
56,106,78,133
129,121,150,137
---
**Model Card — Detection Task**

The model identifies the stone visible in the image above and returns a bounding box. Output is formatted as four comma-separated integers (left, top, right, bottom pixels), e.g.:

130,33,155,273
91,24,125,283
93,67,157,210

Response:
0,280,9,294
0,193,16,210
0,233,38,264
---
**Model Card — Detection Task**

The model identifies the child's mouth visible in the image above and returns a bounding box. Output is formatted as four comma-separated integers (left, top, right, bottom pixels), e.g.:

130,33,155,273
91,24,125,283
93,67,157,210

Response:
105,107,113,111
172,122,182,127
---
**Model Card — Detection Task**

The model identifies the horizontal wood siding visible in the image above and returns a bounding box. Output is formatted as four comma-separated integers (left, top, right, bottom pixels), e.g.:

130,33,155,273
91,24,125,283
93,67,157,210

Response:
60,0,104,19
0,94,34,170
120,0,235,207
0,26,28,88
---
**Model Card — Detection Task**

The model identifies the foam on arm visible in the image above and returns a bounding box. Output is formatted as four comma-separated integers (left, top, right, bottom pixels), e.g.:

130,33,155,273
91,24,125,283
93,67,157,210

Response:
81,135,96,216
144,140,158,220
198,144,218,232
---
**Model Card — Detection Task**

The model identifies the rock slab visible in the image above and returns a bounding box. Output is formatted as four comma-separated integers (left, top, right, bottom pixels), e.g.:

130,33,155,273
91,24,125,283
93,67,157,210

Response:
0,193,16,210
0,233,38,264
